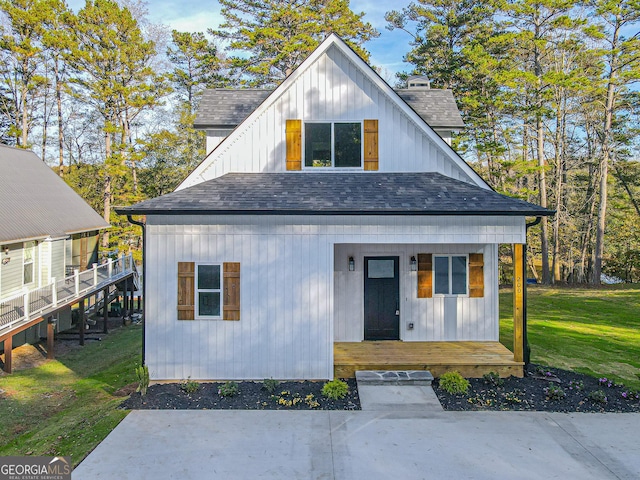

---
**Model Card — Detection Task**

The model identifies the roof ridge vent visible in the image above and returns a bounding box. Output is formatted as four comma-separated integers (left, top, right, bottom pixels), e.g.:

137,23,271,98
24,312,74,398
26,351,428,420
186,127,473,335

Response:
407,75,431,89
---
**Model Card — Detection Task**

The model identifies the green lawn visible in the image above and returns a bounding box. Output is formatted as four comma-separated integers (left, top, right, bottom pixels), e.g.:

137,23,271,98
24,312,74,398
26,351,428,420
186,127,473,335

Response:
0,325,141,466
500,284,640,390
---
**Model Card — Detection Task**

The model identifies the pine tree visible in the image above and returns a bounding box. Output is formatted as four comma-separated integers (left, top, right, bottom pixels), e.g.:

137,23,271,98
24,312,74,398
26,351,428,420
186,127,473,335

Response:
63,0,165,249
0,0,49,146
167,30,226,111
213,0,379,86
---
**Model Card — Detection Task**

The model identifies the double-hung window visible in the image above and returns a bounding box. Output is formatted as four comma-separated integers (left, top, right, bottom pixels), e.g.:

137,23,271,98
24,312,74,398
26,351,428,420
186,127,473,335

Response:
196,263,222,318
23,241,35,285
434,255,467,295
304,122,362,168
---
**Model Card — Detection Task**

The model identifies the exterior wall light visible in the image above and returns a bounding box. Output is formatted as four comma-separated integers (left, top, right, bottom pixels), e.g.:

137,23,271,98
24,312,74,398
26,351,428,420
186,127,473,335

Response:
410,256,417,271
348,256,355,271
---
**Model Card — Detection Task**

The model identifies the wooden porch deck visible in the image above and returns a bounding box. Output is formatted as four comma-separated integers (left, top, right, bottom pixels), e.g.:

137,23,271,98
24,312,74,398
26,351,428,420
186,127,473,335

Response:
334,341,523,379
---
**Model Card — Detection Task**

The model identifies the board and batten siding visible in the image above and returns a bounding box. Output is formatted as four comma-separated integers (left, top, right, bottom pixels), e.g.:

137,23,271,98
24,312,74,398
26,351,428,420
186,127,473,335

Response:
182,44,474,188
334,243,498,342
0,241,40,299
145,214,523,381
50,239,66,281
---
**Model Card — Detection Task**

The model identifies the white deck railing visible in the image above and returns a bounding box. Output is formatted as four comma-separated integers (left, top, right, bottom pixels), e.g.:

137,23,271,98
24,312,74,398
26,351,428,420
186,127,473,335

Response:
0,254,136,332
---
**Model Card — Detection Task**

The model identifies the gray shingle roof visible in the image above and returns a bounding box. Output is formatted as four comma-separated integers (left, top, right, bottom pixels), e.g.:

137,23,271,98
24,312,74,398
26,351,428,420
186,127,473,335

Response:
394,89,465,129
194,89,272,128
0,145,109,243
118,172,552,217
193,88,464,129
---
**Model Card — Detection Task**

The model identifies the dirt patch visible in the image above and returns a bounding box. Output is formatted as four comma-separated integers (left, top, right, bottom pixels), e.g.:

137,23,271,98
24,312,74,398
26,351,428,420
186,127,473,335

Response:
434,364,640,413
0,319,131,375
121,379,360,411
114,383,138,397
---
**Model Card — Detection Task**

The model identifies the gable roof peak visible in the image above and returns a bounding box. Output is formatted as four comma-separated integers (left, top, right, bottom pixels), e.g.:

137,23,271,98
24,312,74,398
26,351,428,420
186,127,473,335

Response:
178,32,489,191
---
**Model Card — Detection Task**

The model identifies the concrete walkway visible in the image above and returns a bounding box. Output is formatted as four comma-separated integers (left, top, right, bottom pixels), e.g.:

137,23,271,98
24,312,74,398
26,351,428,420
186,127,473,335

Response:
74,410,640,479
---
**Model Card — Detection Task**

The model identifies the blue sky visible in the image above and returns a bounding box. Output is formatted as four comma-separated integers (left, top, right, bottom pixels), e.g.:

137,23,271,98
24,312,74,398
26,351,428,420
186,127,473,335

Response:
66,0,415,79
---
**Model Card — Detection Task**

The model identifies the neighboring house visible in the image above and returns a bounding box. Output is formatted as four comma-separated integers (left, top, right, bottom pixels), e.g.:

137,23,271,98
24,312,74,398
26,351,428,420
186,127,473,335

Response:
119,34,552,381
0,145,136,373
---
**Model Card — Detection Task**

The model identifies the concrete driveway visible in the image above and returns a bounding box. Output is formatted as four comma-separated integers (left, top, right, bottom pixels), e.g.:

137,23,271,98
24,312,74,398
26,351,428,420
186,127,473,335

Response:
73,410,640,479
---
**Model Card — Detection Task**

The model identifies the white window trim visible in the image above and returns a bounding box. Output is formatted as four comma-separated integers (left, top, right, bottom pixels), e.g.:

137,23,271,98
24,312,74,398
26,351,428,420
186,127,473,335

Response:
302,120,364,170
23,241,36,287
195,262,223,320
433,254,469,297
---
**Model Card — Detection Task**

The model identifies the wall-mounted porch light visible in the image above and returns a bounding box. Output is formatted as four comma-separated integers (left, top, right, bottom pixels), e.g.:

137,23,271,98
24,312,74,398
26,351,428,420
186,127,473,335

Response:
410,256,417,271
3,246,9,256
348,256,355,271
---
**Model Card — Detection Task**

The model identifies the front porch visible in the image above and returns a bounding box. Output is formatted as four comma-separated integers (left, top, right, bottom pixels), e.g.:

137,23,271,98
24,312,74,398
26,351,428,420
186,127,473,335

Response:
334,341,523,378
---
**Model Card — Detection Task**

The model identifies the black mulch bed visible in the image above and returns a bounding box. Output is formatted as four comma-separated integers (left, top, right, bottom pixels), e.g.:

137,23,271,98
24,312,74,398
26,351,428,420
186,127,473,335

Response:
434,364,640,413
121,379,360,411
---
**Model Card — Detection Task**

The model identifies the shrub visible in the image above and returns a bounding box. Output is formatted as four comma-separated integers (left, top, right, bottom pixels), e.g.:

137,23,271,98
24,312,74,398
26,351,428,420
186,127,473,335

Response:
568,380,584,392
181,377,199,394
439,371,470,395
135,364,149,396
544,384,566,401
218,381,240,397
263,378,279,394
588,390,608,404
504,388,523,404
483,371,504,387
322,379,349,400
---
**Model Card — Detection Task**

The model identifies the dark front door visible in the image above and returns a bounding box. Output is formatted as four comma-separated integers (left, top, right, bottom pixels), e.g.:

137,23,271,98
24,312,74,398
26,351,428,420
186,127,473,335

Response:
364,256,400,340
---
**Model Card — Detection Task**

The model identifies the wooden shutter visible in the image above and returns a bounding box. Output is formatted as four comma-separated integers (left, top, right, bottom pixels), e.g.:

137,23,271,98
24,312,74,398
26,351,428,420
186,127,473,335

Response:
417,254,432,298
223,262,240,321
363,119,379,171
286,119,302,170
177,262,195,320
469,253,484,298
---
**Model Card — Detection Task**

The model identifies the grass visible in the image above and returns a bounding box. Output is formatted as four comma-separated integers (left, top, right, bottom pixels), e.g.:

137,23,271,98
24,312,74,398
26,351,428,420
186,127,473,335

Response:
500,284,640,390
0,325,141,466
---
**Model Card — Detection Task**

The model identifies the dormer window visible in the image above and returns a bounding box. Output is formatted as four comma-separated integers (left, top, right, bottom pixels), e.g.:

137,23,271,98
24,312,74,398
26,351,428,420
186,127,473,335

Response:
304,122,362,168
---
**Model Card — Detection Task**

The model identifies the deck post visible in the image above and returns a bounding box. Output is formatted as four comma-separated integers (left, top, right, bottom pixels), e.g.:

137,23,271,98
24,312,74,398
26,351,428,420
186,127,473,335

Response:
513,244,525,364
23,291,29,321
122,277,129,322
78,298,85,346
47,316,55,359
52,277,57,307
103,287,109,334
2,335,12,373
74,269,80,296
93,263,98,286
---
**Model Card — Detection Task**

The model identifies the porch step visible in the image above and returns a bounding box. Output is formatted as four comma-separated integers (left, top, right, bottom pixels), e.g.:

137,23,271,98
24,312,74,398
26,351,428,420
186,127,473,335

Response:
355,370,434,386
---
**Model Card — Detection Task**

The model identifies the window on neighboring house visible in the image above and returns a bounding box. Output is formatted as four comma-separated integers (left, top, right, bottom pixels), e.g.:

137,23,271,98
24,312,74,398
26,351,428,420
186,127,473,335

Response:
304,122,362,168
23,241,35,285
434,255,467,295
196,263,222,318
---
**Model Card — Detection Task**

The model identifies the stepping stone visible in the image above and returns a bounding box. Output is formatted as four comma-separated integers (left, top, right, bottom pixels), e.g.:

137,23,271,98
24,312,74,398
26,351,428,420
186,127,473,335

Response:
356,370,434,386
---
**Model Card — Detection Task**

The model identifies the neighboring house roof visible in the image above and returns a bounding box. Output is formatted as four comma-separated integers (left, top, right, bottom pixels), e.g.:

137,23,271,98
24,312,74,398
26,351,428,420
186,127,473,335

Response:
193,88,464,130
119,172,552,217
0,145,110,244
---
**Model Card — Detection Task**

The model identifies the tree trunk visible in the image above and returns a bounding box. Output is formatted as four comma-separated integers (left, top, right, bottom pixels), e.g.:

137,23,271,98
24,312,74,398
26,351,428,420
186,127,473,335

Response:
537,114,550,284
20,83,28,146
593,19,620,285
55,57,64,177
102,126,112,250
